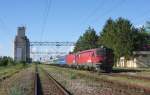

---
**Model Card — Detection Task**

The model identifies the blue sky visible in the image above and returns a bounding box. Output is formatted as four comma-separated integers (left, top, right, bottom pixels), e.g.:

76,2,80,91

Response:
0,0,150,56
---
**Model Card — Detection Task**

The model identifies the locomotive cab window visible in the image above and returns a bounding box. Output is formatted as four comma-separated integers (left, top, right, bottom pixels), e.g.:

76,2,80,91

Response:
96,48,106,56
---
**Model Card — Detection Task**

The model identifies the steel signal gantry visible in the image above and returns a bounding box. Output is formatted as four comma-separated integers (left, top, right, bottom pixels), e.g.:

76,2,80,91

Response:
30,51,67,55
30,42,75,46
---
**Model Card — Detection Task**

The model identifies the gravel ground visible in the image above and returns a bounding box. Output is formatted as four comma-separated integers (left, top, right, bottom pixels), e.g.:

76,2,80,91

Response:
41,65,116,95
0,66,35,95
41,65,150,95
38,68,69,95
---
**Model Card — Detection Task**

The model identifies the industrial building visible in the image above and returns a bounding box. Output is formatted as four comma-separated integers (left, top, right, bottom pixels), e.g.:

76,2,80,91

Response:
14,27,30,62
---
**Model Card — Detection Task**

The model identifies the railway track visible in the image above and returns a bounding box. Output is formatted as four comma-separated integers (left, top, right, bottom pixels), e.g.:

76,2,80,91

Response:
40,65,150,95
74,70,150,95
56,64,150,81
104,73,150,81
49,64,150,81
34,65,71,95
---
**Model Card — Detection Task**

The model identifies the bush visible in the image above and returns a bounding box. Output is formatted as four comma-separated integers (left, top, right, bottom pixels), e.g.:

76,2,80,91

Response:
69,72,77,79
19,60,27,67
0,56,15,66
34,61,42,64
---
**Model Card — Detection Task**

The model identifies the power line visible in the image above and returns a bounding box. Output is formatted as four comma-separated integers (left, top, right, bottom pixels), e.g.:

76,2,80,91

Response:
81,0,106,25
40,0,52,41
91,0,126,23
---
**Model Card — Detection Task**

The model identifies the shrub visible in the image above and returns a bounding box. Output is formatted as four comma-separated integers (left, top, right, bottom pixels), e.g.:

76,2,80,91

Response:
20,60,27,67
69,72,77,79
0,56,15,66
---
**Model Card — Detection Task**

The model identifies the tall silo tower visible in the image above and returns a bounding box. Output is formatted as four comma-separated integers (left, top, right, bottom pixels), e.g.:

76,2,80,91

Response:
14,27,30,62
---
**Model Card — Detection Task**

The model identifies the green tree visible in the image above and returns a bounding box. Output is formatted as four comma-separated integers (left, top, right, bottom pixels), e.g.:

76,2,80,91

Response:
99,17,138,60
0,56,15,66
74,36,84,52
1,56,9,66
145,21,150,32
145,21,150,47
74,27,98,52
98,18,116,48
133,26,149,50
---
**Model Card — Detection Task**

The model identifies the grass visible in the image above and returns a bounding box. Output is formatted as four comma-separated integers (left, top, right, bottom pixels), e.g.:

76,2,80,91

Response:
38,64,150,95
9,85,24,95
61,80,67,85
69,72,77,79
113,67,150,72
0,64,30,80
0,65,34,95
40,64,150,88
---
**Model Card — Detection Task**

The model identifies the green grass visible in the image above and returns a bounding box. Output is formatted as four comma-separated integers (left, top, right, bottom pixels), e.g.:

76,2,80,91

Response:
0,64,30,80
113,67,150,71
69,72,77,79
9,85,25,95
40,64,150,88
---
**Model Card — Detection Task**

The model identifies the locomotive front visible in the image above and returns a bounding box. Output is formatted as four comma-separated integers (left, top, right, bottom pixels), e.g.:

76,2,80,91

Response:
95,48,114,72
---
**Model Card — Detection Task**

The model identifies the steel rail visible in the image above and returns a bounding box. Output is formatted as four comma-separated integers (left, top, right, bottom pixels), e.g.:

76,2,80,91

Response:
41,68,71,95
34,64,38,95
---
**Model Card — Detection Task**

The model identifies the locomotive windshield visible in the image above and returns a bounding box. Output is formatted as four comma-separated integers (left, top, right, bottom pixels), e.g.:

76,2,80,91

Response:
96,48,106,56
96,48,113,58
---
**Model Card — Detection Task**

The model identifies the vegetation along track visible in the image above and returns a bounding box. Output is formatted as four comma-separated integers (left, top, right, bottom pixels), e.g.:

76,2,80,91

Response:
49,64,150,81
0,64,29,83
52,64,150,81
0,65,35,95
104,73,150,82
72,67,150,94
35,65,71,95
43,65,150,95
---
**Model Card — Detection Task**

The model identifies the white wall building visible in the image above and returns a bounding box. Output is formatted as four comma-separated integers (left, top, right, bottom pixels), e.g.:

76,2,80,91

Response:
116,51,150,68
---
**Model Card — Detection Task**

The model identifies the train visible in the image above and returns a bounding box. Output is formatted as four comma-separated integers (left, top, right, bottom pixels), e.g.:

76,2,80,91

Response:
66,47,114,72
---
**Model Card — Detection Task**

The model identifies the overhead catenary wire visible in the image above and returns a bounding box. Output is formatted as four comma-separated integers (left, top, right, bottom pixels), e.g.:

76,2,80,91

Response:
34,0,52,61
90,0,150,28
76,0,107,38
81,0,106,25
79,0,126,30
40,0,52,41
91,0,126,23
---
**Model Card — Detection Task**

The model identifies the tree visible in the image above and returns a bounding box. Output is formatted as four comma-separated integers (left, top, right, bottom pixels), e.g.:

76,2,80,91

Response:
74,27,98,52
145,21,150,32
132,26,150,51
99,17,138,60
145,21,150,49
0,56,15,66
98,18,116,48
74,36,84,52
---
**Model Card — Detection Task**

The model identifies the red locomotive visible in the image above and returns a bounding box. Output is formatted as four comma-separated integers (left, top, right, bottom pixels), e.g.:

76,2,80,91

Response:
66,47,114,72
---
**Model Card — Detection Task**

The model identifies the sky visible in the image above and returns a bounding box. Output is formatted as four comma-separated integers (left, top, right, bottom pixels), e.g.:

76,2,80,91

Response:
0,0,150,57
